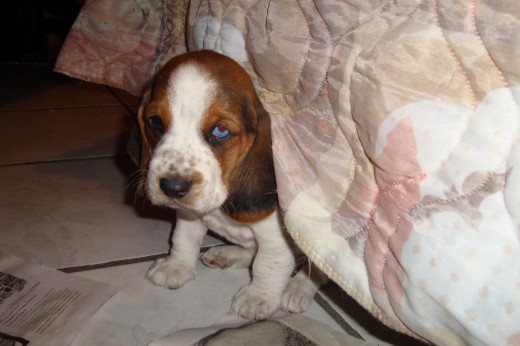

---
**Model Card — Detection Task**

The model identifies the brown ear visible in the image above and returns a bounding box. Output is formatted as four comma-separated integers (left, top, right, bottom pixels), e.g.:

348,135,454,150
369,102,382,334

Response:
222,100,278,223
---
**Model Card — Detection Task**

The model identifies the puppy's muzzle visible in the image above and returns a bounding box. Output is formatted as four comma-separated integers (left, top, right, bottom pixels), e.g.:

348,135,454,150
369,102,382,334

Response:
159,177,192,199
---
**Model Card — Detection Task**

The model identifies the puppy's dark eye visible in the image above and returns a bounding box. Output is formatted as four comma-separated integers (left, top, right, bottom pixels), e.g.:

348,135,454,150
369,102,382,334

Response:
147,115,164,136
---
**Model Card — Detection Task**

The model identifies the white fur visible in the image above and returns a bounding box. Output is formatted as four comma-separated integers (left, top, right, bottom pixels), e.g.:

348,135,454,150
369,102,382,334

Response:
145,59,325,320
147,207,298,320
146,64,227,214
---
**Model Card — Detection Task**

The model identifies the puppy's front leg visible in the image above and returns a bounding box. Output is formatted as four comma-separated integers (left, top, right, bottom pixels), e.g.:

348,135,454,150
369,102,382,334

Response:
232,212,295,320
147,210,207,289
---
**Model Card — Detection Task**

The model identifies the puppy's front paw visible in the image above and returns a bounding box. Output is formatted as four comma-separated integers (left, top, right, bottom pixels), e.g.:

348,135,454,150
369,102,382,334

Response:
281,279,314,313
282,267,327,313
231,284,281,320
146,258,196,289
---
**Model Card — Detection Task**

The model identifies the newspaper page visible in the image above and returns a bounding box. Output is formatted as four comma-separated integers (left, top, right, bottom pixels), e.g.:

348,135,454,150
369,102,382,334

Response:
0,253,116,346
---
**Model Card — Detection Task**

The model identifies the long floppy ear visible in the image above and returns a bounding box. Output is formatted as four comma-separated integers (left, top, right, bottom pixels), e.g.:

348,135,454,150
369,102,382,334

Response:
223,99,278,223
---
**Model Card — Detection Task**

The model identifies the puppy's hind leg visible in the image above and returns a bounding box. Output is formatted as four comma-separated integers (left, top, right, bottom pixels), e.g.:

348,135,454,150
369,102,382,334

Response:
201,245,256,269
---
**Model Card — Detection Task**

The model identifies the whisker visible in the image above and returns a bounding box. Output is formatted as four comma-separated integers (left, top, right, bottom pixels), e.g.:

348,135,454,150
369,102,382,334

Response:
124,169,152,208
264,190,278,195
124,169,148,191
223,196,238,215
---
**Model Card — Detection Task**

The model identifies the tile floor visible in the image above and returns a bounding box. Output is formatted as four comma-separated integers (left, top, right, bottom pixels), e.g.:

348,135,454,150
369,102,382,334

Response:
0,64,421,345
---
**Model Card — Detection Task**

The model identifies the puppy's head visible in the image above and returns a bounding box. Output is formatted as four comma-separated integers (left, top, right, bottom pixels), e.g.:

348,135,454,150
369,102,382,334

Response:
138,51,277,222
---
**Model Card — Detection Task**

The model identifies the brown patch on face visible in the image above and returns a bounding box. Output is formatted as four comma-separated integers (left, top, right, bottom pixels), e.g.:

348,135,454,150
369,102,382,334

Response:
138,52,212,158
191,51,278,222
202,100,255,191
137,68,177,164
141,103,171,145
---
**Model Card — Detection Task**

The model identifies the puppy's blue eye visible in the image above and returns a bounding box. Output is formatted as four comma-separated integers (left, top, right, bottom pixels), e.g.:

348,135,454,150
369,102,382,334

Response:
212,125,230,138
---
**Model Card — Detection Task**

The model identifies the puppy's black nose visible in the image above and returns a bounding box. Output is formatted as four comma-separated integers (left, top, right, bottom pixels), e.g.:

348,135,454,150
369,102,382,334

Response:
159,177,192,198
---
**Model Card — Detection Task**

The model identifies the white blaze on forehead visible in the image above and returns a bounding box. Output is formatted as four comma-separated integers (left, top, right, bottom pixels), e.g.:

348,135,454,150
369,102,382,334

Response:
167,63,217,138
146,62,228,214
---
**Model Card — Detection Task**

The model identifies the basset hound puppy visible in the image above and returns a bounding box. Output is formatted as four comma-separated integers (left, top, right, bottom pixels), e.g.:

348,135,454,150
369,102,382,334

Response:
137,50,327,320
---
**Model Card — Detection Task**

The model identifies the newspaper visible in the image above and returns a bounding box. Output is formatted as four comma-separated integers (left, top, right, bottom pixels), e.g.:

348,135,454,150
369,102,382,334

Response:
0,253,116,346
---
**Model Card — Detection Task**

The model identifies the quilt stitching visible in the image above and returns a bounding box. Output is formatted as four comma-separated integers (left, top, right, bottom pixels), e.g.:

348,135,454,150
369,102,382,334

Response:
369,0,503,315
433,0,478,108
284,218,412,335
291,1,333,114
471,0,509,89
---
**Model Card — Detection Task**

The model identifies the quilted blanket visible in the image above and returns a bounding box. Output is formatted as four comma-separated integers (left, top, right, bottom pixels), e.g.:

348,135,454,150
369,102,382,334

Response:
56,1,520,344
